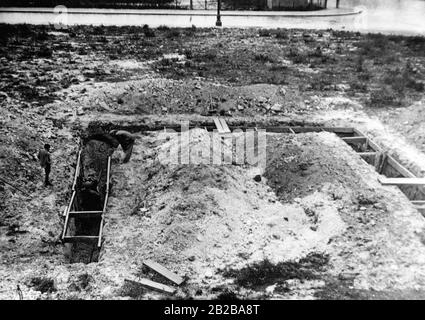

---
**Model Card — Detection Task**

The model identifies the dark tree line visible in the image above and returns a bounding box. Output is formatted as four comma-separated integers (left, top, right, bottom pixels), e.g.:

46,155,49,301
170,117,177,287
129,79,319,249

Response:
0,0,327,10
0,0,177,9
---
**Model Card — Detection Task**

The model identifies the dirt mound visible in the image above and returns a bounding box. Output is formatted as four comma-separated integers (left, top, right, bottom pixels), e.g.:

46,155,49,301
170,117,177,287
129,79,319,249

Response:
264,132,370,202
157,128,233,166
101,129,408,299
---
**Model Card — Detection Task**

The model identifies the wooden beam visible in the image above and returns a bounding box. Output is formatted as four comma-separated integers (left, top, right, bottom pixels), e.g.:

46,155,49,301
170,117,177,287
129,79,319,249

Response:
69,211,103,218
98,156,111,248
341,136,367,144
415,205,425,214
358,152,376,158
143,260,184,285
213,118,224,133
62,190,76,240
125,278,175,294
219,119,231,133
72,150,82,191
326,127,355,133
366,139,383,153
62,236,99,243
378,177,425,186
353,129,383,152
386,155,416,178
291,126,322,133
69,211,103,214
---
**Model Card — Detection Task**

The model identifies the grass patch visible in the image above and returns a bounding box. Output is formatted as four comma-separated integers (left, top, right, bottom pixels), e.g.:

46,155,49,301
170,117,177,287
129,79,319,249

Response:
221,252,329,289
119,279,147,299
29,277,56,293
142,25,155,38
368,86,400,108
165,29,181,39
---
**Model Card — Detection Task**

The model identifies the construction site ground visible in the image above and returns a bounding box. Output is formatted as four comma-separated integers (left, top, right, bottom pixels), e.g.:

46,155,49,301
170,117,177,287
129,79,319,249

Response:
1,25,425,300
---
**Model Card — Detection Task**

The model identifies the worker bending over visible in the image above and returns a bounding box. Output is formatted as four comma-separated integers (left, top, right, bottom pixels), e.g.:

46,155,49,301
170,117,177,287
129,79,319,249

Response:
109,130,136,163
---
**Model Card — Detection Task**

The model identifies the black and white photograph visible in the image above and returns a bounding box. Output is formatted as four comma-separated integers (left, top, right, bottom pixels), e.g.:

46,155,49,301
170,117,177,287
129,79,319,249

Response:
0,0,425,309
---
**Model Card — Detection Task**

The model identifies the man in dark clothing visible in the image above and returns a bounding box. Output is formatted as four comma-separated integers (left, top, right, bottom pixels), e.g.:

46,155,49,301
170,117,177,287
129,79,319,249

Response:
109,130,136,163
81,132,120,149
38,143,52,187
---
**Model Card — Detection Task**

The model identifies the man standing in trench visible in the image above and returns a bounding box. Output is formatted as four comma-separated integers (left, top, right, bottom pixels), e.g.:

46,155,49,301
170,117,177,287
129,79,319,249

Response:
109,130,136,163
38,143,52,187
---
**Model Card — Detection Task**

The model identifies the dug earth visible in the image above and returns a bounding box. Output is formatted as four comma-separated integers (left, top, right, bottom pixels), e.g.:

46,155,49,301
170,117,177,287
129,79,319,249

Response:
1,24,425,300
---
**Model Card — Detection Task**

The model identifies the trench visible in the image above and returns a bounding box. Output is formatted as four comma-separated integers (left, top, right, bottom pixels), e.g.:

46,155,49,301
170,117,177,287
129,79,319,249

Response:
64,135,114,264
94,120,425,204
62,121,425,264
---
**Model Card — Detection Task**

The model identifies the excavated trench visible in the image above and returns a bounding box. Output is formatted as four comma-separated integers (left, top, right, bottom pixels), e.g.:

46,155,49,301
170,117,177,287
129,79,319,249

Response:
65,136,115,264
64,121,425,267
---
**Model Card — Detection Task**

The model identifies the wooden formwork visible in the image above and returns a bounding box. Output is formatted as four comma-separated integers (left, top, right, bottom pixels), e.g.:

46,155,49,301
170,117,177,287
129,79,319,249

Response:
210,120,425,215
61,122,423,254
62,152,111,248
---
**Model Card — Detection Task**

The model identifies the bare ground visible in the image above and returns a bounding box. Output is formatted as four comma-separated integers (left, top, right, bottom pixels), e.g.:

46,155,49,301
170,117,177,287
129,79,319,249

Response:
1,25,425,300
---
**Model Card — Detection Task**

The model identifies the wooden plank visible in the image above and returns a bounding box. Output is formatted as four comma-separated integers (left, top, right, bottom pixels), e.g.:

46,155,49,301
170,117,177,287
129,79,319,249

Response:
98,156,111,248
62,190,76,240
386,155,416,178
105,156,111,195
69,211,103,214
213,118,224,133
412,201,425,205
219,119,231,133
62,236,99,243
325,127,354,133
125,278,175,294
353,129,383,153
69,211,103,218
358,152,376,158
292,126,322,133
378,177,425,186
72,150,82,191
341,136,367,144
366,139,383,153
352,128,366,137
143,260,184,285
415,205,425,215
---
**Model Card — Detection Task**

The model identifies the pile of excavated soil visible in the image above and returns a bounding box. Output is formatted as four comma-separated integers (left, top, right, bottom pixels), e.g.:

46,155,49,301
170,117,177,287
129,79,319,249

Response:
94,129,425,299
2,127,425,300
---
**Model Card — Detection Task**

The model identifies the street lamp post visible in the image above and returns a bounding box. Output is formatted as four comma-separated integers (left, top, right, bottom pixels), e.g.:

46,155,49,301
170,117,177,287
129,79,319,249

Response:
216,0,222,26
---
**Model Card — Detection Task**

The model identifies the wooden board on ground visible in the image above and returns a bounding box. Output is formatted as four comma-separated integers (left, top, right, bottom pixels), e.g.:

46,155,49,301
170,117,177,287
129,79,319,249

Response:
213,117,224,133
378,177,425,186
125,278,175,294
143,260,184,285
219,119,231,133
